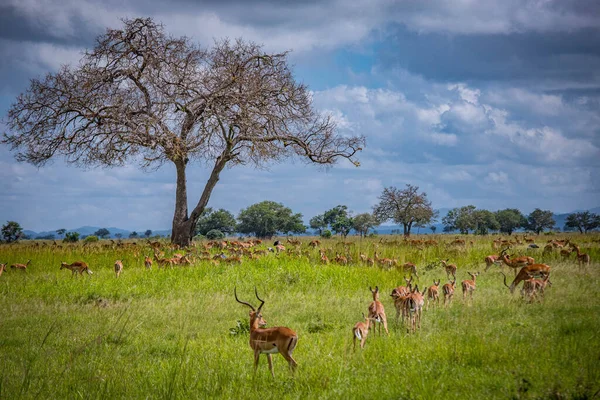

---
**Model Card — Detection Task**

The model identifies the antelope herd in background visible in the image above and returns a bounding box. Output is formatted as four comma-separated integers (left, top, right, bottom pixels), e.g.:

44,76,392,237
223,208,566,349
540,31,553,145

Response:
0,233,597,365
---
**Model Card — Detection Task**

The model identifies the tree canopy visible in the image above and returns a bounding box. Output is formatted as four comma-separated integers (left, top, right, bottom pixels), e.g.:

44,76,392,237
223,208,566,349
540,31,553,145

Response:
3,18,364,247
495,208,527,235
373,185,437,236
195,208,237,236
2,221,23,243
526,208,555,234
237,201,305,238
352,213,379,237
564,211,600,233
94,228,110,238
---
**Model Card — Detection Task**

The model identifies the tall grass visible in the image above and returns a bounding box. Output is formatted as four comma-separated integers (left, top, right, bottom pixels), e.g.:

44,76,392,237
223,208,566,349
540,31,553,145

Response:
0,234,599,399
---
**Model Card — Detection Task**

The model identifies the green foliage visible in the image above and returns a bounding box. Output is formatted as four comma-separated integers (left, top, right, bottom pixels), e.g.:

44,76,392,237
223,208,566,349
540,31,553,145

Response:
443,205,476,234
472,209,499,235
144,229,153,238
564,211,600,233
195,208,237,236
526,208,555,234
373,184,437,236
63,231,80,242
1,221,23,243
229,319,250,336
206,229,225,240
309,214,326,235
84,235,99,243
324,205,353,237
93,228,110,238
352,213,379,237
56,228,66,237
129,231,139,238
237,201,305,238
495,208,527,235
321,229,332,238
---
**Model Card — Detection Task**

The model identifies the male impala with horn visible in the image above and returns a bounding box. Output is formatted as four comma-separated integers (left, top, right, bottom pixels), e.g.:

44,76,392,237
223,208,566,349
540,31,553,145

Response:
234,288,298,377
498,247,535,275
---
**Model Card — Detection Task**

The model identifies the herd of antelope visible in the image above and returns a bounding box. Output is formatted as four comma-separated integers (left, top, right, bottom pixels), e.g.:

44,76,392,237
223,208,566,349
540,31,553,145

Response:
1,234,595,376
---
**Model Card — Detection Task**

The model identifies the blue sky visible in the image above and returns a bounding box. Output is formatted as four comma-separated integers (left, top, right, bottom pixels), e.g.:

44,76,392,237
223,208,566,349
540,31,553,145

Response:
1,0,599,232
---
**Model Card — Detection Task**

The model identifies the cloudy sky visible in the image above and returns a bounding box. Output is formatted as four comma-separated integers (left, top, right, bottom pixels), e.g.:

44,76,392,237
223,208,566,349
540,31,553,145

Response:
1,0,599,232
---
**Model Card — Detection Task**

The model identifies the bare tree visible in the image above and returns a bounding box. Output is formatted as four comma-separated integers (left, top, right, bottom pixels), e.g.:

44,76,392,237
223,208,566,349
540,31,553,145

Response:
3,18,364,247
373,185,437,237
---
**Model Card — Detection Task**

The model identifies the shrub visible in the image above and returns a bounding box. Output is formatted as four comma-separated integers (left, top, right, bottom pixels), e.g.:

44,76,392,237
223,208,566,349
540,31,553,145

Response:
84,235,99,243
321,229,332,239
206,229,225,240
63,232,80,243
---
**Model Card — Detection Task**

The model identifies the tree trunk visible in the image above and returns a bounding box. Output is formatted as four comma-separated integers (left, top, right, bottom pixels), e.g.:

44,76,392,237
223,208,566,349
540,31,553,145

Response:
171,150,231,247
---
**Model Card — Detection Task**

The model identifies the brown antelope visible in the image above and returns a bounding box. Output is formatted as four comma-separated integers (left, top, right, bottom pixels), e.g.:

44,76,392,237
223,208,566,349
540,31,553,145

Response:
352,313,372,350
484,255,502,271
405,285,425,333
559,248,572,260
374,252,394,268
401,262,419,278
442,279,456,306
461,272,479,301
275,244,286,253
319,250,329,265
521,274,552,301
441,259,457,279
500,263,551,293
334,253,348,265
498,248,535,275
368,286,389,336
0,263,6,276
114,260,123,278
154,252,174,268
390,277,413,324
570,244,590,266
234,288,298,377
60,261,93,276
10,260,31,270
144,255,153,269
426,279,440,309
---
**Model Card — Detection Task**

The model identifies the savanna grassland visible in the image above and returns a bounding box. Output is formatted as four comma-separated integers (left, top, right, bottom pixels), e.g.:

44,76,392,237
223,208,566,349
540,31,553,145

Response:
0,234,599,399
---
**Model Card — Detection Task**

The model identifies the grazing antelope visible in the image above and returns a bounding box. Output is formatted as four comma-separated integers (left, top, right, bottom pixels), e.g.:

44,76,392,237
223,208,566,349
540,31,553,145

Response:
442,279,456,306
441,259,457,279
570,244,591,266
334,253,348,265
60,261,93,276
368,286,389,336
114,260,123,278
461,272,479,301
426,279,441,310
401,262,419,278
374,252,394,269
144,255,153,269
500,263,551,293
10,260,31,270
319,250,329,265
559,248,572,260
499,248,535,275
234,288,298,377
352,313,372,350
484,255,502,271
0,263,6,276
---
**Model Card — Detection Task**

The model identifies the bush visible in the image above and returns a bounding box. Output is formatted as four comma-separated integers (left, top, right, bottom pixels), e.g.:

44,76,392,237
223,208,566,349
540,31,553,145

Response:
84,235,99,243
206,229,225,240
63,232,80,243
321,229,332,239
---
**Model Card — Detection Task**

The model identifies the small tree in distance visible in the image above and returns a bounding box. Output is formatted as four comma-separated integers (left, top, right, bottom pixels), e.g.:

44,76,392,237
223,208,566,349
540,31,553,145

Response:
145,230,153,238
352,213,379,237
564,211,600,233
526,209,555,235
94,228,110,239
237,201,305,238
2,221,23,243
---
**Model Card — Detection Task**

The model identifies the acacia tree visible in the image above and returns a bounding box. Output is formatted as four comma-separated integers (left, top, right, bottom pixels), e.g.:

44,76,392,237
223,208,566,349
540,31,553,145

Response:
237,201,305,238
352,213,379,237
195,208,237,235
373,185,437,236
495,208,526,235
3,18,364,247
564,211,600,233
2,221,23,243
526,208,555,235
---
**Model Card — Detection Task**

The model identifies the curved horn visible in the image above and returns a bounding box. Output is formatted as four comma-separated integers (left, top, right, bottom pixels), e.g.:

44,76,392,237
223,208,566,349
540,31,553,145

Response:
254,287,265,312
499,272,510,289
234,287,255,311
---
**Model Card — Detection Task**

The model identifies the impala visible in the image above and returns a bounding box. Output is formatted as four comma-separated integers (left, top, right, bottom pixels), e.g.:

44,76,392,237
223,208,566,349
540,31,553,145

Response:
368,286,389,336
60,261,93,276
498,248,535,275
114,260,123,278
374,252,394,269
461,272,479,301
144,255,153,269
570,244,591,267
442,279,456,306
234,288,298,377
426,279,441,310
320,250,329,265
0,263,6,276
441,259,457,279
401,262,419,278
406,285,425,333
484,255,502,271
500,263,551,293
352,313,372,350
10,260,31,270
522,274,552,300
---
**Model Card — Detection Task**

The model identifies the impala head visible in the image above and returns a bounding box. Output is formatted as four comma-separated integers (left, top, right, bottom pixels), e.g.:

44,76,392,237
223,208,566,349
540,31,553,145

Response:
234,287,267,328
468,272,479,280
434,279,440,286
369,286,380,300
60,262,67,270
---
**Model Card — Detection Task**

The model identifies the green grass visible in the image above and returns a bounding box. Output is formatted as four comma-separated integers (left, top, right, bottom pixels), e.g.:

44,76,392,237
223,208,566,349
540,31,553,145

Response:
0,235,599,399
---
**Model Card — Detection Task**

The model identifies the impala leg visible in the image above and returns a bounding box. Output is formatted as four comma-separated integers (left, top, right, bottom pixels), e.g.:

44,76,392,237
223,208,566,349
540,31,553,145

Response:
280,352,297,373
253,351,260,374
267,354,274,378
382,317,389,336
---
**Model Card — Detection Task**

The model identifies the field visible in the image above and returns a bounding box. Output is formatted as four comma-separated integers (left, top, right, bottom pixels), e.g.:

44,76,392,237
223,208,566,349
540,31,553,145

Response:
0,234,599,399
